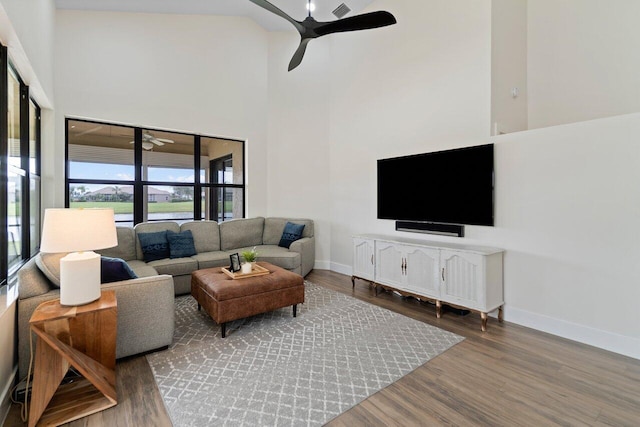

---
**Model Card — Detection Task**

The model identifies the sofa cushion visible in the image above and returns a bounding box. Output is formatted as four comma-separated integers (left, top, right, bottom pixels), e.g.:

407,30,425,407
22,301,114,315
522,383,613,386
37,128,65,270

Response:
219,217,264,251
238,245,300,270
180,221,220,252
192,251,233,270
98,227,137,261
167,230,197,258
34,252,67,287
148,257,198,276
18,258,52,299
137,231,170,262
134,221,180,260
126,260,159,278
101,256,137,283
263,218,314,245
278,222,305,249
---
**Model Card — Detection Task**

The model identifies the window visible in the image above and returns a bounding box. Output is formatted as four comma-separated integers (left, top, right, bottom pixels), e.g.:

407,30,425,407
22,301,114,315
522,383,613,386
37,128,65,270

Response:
0,43,42,288
67,121,135,225
66,119,245,226
201,137,244,222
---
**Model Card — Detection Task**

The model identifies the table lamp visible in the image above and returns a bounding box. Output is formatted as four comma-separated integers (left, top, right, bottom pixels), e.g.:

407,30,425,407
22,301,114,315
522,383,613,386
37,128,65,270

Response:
40,208,118,306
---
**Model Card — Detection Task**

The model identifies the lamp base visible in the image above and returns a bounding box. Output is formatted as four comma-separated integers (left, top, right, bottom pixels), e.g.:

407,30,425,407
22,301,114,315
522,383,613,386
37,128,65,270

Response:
60,251,102,306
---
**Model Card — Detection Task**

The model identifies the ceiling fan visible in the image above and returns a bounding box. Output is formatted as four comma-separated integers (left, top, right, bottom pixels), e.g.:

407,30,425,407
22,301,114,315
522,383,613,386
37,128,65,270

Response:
249,0,397,71
129,132,175,150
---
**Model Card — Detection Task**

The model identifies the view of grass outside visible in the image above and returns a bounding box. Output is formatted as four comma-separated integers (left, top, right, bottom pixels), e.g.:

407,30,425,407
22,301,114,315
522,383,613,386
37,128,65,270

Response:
69,201,233,215
69,201,194,214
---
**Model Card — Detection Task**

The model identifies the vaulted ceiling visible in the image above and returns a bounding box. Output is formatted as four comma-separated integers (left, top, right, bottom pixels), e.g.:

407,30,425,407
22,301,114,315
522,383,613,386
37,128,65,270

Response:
55,0,374,32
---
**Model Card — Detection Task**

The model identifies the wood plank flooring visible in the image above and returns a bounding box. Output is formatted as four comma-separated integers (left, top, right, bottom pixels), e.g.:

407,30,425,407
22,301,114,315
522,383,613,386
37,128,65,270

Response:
5,269,640,426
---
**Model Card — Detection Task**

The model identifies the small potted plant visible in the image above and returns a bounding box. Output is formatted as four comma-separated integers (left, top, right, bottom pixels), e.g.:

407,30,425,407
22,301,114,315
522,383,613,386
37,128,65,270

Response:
240,247,258,273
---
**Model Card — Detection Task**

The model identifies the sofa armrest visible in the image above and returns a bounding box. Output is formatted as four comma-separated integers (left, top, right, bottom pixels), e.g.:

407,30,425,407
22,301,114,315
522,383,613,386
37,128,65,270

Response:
289,236,315,277
17,289,61,380
17,275,175,380
101,275,175,359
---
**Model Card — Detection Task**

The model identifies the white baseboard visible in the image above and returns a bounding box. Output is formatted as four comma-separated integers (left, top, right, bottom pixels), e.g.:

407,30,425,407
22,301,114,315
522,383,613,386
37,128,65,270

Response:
312,260,332,271
329,262,351,276
0,367,17,427
506,307,640,360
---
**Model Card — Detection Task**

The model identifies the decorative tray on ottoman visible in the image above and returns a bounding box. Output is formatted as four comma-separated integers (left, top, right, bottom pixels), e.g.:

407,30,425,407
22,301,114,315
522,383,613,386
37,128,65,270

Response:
221,264,270,279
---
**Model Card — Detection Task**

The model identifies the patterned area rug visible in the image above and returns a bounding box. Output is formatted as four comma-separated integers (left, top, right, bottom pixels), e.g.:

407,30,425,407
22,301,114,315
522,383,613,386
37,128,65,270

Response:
147,282,463,426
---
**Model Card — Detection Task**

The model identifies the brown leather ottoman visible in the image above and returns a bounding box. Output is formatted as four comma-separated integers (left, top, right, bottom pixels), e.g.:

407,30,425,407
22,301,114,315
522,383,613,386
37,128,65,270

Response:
191,261,304,337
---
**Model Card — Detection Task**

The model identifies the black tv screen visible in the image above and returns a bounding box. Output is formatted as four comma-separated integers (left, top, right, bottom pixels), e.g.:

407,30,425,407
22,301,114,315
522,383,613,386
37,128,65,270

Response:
377,144,494,226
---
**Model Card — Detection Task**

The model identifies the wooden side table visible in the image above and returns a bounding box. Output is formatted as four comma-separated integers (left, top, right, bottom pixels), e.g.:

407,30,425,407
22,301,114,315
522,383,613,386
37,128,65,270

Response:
28,290,117,427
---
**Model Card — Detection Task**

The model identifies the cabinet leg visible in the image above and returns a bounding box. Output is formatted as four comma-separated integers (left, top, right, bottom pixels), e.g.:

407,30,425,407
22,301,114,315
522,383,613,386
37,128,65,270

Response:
436,301,442,318
351,276,355,289
481,312,488,332
498,306,504,323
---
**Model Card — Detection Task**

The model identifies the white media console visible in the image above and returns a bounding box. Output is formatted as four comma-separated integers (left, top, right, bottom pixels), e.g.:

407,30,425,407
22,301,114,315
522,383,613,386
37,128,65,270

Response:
352,235,504,331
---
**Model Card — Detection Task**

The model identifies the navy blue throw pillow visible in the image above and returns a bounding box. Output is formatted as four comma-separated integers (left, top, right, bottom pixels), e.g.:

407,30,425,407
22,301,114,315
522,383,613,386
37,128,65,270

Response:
278,222,305,249
138,230,170,262
167,230,197,258
101,256,137,284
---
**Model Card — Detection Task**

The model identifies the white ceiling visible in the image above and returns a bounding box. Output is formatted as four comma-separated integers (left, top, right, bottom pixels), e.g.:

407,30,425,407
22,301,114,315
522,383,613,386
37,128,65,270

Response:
55,0,374,32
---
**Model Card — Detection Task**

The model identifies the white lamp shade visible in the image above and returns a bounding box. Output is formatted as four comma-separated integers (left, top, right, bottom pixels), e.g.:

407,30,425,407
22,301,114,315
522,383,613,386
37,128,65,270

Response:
40,208,118,253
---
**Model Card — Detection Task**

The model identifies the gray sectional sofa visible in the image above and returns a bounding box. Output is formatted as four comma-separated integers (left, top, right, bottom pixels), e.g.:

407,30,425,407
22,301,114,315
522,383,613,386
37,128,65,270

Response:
125,216,315,295
17,216,314,380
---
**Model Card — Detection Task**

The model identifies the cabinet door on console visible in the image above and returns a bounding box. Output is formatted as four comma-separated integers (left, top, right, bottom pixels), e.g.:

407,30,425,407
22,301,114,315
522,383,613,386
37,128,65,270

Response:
440,250,486,311
353,237,375,281
376,241,405,289
404,246,440,298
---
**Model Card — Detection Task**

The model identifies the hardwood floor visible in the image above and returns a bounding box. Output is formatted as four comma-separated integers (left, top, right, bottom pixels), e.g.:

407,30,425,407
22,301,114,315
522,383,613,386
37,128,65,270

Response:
5,269,640,426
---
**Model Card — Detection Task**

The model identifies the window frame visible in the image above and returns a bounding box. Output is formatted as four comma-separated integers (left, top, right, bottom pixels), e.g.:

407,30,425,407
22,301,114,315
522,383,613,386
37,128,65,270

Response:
0,44,42,288
65,118,246,225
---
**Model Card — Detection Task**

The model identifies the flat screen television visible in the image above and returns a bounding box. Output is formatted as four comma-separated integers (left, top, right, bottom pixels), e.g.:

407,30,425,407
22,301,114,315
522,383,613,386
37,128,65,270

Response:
377,144,494,226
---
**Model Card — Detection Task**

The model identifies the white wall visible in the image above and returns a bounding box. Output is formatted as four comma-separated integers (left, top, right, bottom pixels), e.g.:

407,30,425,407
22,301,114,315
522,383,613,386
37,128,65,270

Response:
0,0,55,108
0,0,56,421
491,0,527,134
311,0,638,358
492,114,640,358
327,0,493,269
54,10,270,213
0,301,16,424
528,0,640,129
266,32,332,268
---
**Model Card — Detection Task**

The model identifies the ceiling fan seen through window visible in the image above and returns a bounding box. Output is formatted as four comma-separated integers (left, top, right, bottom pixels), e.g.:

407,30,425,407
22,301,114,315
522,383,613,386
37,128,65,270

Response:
129,132,175,151
248,0,397,71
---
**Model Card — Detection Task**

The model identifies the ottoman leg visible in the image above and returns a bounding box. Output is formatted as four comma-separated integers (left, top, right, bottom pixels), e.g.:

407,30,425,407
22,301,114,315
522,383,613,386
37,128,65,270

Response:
197,303,201,311
293,304,297,318
221,323,226,338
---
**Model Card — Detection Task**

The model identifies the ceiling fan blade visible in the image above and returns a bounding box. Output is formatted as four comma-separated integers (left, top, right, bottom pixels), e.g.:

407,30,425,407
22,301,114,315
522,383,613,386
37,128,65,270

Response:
75,125,103,137
155,138,174,144
151,138,165,146
288,39,311,71
249,0,305,33
315,11,396,37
